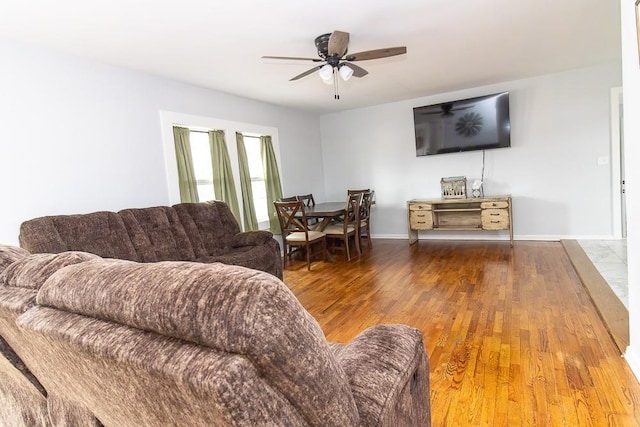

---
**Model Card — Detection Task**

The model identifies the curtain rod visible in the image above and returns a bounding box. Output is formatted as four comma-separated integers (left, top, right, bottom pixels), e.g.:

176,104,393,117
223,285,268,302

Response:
175,126,267,138
187,129,262,138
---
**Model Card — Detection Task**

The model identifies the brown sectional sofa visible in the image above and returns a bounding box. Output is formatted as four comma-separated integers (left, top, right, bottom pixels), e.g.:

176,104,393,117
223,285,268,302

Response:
19,201,283,280
0,245,431,426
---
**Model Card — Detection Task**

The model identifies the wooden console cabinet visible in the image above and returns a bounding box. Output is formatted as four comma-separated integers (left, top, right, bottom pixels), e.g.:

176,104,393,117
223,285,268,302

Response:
408,196,513,246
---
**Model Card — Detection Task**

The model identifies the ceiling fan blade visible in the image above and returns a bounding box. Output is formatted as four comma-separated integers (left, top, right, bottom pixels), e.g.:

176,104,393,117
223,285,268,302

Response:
289,66,322,81
345,46,407,61
262,55,322,62
328,31,350,57
342,63,368,78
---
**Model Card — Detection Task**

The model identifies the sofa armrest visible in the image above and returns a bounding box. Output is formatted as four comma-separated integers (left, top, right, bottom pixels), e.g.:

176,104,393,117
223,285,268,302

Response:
231,230,273,248
332,324,431,427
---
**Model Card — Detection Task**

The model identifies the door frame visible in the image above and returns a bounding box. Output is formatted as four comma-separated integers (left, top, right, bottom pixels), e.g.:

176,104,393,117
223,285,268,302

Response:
610,86,624,239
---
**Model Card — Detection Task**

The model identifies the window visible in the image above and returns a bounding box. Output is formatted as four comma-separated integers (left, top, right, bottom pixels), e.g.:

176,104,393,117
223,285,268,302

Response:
162,111,282,232
243,135,269,227
186,131,270,230
189,131,215,202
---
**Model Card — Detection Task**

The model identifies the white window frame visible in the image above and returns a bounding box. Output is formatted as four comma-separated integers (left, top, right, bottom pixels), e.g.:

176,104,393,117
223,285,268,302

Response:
159,111,282,230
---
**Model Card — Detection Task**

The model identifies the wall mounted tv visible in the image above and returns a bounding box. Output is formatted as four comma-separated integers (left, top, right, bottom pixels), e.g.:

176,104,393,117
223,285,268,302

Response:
413,91,511,156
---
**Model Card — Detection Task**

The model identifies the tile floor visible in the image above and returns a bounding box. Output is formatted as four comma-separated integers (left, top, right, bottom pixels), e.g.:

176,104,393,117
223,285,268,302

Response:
577,239,628,309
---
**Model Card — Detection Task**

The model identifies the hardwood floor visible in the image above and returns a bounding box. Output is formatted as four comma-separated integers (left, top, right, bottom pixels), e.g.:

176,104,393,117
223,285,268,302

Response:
282,239,640,426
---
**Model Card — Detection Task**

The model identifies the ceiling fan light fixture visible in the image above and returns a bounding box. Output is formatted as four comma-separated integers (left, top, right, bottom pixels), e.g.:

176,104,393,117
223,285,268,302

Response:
338,64,354,81
319,64,334,83
263,31,407,98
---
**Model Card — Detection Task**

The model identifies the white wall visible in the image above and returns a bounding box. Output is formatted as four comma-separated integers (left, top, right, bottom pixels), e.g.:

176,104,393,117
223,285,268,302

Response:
319,62,621,240
620,0,640,379
0,38,325,245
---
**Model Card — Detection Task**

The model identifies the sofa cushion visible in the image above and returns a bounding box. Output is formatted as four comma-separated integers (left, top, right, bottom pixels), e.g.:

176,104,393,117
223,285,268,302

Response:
197,244,282,276
231,230,274,248
172,202,239,257
119,207,196,262
0,288,37,317
36,259,360,426
0,252,100,290
0,245,29,274
20,212,139,261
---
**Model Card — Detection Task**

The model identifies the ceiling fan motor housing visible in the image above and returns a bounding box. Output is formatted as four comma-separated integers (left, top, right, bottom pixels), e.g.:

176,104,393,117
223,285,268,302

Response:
314,33,332,59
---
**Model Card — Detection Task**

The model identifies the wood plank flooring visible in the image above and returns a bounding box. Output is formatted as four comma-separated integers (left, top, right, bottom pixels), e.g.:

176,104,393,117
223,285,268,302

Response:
282,239,640,426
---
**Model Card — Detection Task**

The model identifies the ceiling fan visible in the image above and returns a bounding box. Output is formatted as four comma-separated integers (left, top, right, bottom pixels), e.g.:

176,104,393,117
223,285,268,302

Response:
262,30,407,99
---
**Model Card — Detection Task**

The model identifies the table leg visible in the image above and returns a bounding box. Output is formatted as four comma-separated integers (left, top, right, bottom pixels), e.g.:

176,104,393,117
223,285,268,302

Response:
313,217,333,232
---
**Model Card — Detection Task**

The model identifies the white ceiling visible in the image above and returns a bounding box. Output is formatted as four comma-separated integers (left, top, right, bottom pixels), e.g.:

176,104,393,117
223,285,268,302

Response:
0,0,621,114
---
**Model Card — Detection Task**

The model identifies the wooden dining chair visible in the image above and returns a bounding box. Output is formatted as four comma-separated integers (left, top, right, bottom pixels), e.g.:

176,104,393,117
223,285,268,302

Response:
296,193,315,207
273,200,327,271
324,192,362,261
280,196,298,202
347,188,370,195
296,193,318,226
358,190,375,250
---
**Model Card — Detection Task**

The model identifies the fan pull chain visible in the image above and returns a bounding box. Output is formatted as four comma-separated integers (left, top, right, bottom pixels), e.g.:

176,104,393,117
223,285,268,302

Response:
334,68,340,100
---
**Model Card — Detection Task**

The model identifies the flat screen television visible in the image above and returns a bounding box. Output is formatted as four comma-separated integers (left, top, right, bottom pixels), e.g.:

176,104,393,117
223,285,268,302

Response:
413,91,511,156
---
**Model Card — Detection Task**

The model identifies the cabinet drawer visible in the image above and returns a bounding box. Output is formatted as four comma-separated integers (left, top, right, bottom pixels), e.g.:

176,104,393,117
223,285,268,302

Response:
410,211,433,230
481,200,509,209
481,209,509,230
409,203,432,211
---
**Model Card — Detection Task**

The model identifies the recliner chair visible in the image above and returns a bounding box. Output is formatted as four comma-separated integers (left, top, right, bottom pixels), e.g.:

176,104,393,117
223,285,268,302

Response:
14,257,431,426
0,245,101,427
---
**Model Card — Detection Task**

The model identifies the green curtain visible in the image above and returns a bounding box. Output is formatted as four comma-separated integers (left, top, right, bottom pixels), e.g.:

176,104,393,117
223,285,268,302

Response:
209,130,241,222
260,135,283,232
173,126,199,203
236,132,259,231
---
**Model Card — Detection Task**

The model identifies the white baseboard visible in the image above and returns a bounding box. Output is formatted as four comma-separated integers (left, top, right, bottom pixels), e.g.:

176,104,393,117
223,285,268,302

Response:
370,234,408,240
373,233,516,242
371,234,621,242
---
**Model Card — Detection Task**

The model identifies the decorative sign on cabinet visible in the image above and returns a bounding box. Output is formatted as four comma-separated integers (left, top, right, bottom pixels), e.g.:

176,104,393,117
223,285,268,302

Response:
407,196,513,246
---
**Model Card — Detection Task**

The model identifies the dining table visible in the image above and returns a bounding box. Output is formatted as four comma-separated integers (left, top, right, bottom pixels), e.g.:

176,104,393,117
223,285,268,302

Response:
302,202,346,231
